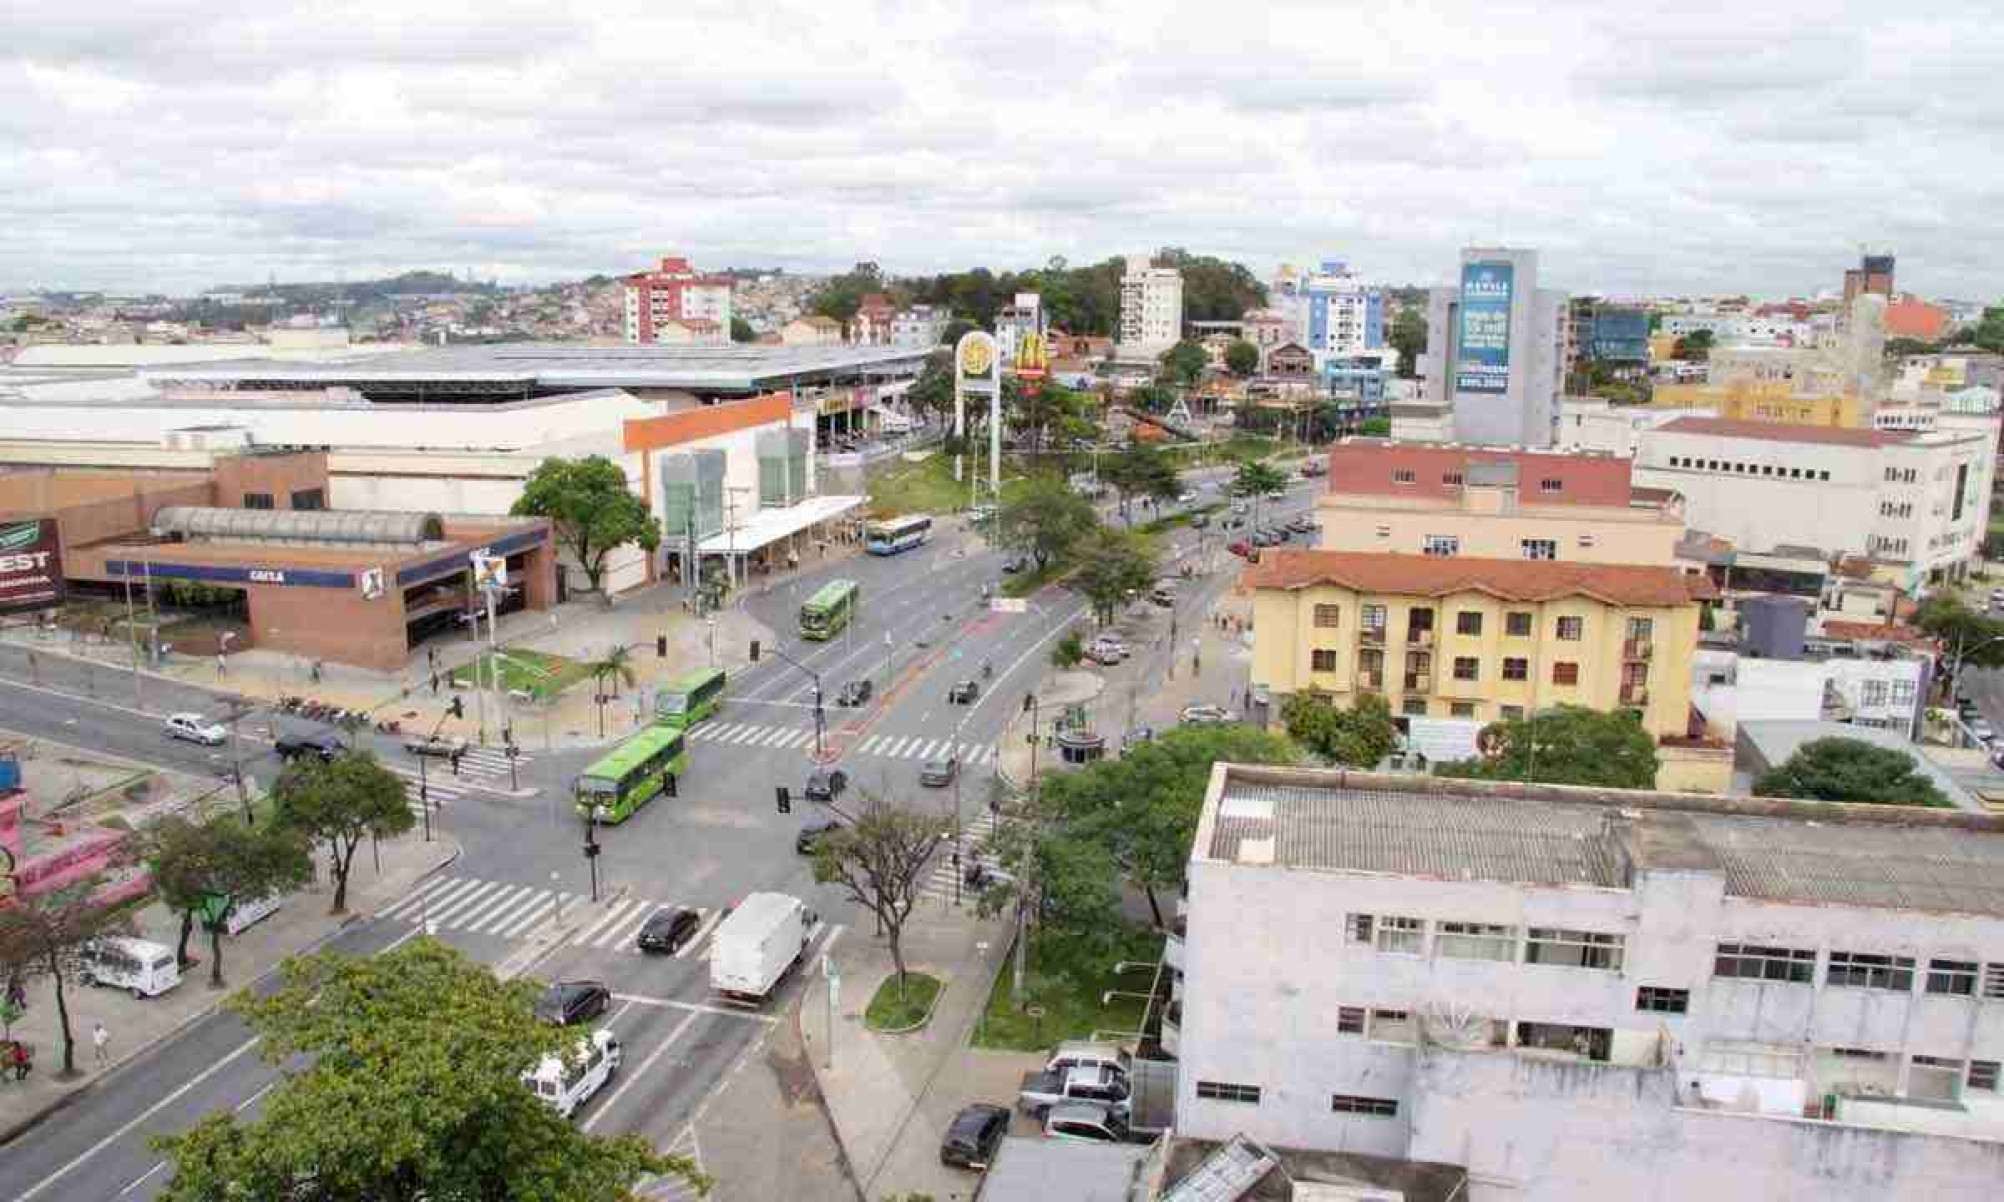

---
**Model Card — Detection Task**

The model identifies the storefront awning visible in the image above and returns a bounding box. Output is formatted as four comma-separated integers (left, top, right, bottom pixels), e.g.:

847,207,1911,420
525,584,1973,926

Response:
695,494,863,555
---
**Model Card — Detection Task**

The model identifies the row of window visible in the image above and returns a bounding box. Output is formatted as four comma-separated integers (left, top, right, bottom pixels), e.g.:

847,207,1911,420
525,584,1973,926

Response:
241,488,325,511
1871,535,1911,557
1312,648,1605,690
1715,943,2004,997
1325,604,1650,644
1195,1080,1401,1118
1880,500,1915,519
1857,678,1918,708
1884,466,1920,484
1348,915,1626,971
1664,455,1832,482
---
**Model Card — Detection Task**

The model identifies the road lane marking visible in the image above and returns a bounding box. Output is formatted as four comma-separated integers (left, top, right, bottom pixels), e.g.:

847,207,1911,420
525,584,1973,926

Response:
469,885,548,935
609,993,779,1023
426,879,506,926
574,897,641,946
599,902,660,950
677,910,726,960
582,1009,702,1132
496,893,563,939
455,883,535,932
378,874,468,921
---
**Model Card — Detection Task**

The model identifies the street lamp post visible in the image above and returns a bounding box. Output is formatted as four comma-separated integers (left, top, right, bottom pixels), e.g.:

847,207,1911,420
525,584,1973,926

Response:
582,811,602,903
1014,690,1043,1005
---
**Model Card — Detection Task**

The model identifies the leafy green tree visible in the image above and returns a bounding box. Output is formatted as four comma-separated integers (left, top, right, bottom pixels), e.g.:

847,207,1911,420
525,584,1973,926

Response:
812,796,947,1000
0,880,127,1077
1051,629,1084,668
136,814,312,986
1158,340,1209,387
1883,336,1939,359
152,939,700,1201
1388,307,1427,379
272,752,416,914
1071,528,1159,624
1282,693,1398,767
512,456,661,601
1007,381,1095,461
998,473,1097,570
1100,441,1179,525
1673,328,1715,361
729,316,756,343
807,262,886,325
940,317,978,347
1152,248,1267,321
1233,460,1287,498
1224,339,1260,376
1359,416,1392,436
1127,381,1176,415
1971,305,2004,356
1752,737,1947,806
1035,724,1297,926
1914,594,2004,676
1437,705,1659,789
586,643,637,699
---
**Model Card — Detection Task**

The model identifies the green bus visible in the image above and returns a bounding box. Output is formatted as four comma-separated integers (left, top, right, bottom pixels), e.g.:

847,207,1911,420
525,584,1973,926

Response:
800,579,860,640
655,667,726,728
575,725,688,825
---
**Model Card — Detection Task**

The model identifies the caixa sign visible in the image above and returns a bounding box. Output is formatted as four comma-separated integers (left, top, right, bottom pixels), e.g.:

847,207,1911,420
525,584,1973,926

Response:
248,569,287,584
107,559,355,590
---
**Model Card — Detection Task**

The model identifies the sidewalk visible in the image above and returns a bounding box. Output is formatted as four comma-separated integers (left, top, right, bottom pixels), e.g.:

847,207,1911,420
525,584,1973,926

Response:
0,830,458,1142
800,906,1037,1201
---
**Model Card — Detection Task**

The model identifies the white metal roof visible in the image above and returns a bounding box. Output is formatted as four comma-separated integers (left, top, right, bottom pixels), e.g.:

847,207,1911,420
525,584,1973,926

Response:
695,495,863,555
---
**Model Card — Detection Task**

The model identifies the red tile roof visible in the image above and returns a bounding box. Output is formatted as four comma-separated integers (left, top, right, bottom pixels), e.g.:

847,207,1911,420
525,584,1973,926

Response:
1655,416,1909,448
1820,620,1933,647
1242,549,1716,606
1326,440,1635,507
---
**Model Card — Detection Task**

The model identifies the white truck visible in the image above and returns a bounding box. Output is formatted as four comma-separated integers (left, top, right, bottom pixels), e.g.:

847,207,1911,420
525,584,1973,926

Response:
709,892,815,1005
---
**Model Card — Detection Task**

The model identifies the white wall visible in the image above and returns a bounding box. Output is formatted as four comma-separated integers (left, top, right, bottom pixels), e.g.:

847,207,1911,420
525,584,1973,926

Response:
1634,431,1877,557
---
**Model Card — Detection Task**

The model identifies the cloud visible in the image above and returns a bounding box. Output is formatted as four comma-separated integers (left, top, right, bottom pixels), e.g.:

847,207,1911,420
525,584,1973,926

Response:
0,0,1996,299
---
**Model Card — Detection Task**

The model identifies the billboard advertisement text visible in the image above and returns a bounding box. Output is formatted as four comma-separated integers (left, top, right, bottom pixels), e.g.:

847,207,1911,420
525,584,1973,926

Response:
1454,261,1514,394
0,518,64,615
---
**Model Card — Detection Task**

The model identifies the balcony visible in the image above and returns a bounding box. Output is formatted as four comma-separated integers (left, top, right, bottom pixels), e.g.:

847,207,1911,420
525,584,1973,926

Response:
1620,684,1650,706
1404,673,1433,693
1361,626,1386,647
1408,628,1435,647
1623,638,1654,661
1356,670,1383,691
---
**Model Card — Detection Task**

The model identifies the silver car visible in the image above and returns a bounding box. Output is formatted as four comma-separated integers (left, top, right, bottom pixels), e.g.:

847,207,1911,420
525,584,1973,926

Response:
163,712,227,746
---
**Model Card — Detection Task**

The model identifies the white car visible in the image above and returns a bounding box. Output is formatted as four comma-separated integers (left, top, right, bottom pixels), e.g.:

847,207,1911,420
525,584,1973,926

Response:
163,712,227,746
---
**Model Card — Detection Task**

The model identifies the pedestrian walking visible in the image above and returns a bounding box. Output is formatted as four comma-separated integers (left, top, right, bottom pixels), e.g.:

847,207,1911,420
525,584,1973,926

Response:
92,1022,108,1064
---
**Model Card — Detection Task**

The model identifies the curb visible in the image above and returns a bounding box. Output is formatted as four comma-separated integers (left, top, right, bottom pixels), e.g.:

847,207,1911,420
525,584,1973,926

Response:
0,837,463,1150
787,994,870,1202
862,970,947,1035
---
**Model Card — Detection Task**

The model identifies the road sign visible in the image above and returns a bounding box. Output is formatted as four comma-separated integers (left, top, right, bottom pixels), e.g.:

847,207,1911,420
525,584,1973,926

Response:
470,550,506,591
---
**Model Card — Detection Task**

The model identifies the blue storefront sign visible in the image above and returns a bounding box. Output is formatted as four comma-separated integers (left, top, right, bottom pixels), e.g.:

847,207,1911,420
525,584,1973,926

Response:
106,560,356,589
1454,261,1514,394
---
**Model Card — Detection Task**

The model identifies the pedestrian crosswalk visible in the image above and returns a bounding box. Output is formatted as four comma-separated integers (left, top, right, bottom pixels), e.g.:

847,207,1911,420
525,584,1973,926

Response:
919,808,1006,907
685,721,997,764
380,874,721,958
381,746,535,818
383,764,469,818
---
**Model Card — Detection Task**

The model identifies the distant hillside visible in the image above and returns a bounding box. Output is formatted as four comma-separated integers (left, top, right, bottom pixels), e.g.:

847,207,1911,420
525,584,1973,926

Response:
203,271,500,304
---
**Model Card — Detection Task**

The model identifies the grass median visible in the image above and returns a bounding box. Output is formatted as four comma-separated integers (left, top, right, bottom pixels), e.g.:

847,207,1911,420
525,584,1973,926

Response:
448,648,590,702
974,923,1164,1052
865,970,944,1031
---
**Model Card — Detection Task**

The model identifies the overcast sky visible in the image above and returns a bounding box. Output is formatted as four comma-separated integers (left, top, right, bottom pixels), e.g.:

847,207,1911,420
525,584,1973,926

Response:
5,1,1999,300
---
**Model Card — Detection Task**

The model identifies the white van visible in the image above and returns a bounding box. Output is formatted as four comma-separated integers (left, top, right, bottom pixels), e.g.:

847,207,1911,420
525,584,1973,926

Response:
523,1028,622,1119
224,892,284,936
78,936,181,999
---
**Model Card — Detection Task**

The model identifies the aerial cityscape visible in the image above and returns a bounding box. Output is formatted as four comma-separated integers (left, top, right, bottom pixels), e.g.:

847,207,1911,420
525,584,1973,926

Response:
3,5,2004,1202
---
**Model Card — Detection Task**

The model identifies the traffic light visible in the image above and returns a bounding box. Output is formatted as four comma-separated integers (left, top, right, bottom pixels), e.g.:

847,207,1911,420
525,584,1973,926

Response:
448,696,464,719
775,785,791,814
657,634,668,658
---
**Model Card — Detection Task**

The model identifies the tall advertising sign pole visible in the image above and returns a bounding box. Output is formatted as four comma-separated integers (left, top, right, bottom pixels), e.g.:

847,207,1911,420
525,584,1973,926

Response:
953,331,999,494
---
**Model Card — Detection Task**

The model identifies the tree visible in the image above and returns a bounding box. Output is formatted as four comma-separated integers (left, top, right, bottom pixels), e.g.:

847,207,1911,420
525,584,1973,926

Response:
1233,460,1287,504
1071,527,1158,625
729,316,756,343
1006,381,1095,461
1282,693,1398,767
1224,339,1260,376
1388,308,1427,379
135,814,312,986
587,644,637,699
1127,381,1176,415
1914,594,2004,679
153,939,699,1201
1753,737,1947,806
1359,416,1392,436
1099,442,1179,525
1152,248,1267,322
998,473,1096,570
1437,705,1659,789
1157,340,1209,388
1972,305,2004,356
1883,336,1939,359
1673,328,1715,361
807,263,885,325
902,350,956,428
811,797,948,999
940,318,977,347
512,456,660,601
0,881,126,1077
272,751,417,914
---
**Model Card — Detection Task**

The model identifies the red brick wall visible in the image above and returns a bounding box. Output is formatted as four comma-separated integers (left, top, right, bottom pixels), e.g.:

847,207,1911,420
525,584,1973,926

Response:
1327,442,1633,506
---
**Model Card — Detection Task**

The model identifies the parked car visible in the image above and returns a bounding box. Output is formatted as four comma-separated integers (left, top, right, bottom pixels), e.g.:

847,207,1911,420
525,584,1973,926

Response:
1085,637,1127,665
1017,1064,1132,1118
163,712,226,746
1190,513,1211,529
1175,491,1196,504
533,979,610,1026
1149,583,1176,607
796,816,843,854
940,1103,1011,1169
1121,726,1155,752
274,729,344,762
403,733,469,757
1287,514,1315,532
919,756,960,787
636,906,704,954
837,679,873,707
78,936,181,999
1046,1040,1133,1078
523,1029,621,1120
804,767,849,802
1226,540,1254,559
1179,703,1231,725
1043,1100,1132,1144
1250,529,1281,547
947,679,981,705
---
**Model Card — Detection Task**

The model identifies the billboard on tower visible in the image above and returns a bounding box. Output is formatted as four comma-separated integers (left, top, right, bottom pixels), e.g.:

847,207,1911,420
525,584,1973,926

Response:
1454,261,1514,394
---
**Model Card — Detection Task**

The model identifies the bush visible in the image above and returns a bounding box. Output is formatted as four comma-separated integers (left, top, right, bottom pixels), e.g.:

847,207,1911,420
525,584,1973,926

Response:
1051,630,1084,668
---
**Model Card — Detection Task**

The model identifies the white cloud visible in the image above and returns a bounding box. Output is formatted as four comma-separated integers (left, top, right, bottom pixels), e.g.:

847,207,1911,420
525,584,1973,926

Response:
0,0,1996,298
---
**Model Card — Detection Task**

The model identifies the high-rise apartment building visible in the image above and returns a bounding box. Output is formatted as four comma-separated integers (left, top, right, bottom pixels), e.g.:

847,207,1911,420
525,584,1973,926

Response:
1421,247,1568,446
994,292,1044,365
1844,252,1896,315
622,255,734,345
1272,259,1386,365
1118,256,1184,357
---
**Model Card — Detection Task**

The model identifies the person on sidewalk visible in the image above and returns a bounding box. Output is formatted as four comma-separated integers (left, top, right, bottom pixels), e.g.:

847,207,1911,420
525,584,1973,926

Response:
92,1022,109,1065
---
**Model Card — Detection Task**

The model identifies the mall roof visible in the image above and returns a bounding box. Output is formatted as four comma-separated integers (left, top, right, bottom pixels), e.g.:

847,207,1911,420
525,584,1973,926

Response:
1196,765,2004,917
139,342,928,393
1655,416,1911,448
1240,548,1716,606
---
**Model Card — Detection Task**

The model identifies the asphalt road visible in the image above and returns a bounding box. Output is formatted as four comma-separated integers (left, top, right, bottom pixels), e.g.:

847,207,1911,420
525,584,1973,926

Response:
0,472,1319,1200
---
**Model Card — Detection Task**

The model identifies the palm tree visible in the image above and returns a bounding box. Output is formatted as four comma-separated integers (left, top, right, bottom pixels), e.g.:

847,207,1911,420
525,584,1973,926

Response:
587,645,636,700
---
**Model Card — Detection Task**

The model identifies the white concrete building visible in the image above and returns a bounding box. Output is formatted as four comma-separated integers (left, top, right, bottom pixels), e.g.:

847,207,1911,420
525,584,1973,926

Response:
1692,643,1929,740
1118,256,1183,357
1177,763,2004,1201
1557,397,1711,456
994,292,1043,366
1634,416,1998,585
891,304,949,349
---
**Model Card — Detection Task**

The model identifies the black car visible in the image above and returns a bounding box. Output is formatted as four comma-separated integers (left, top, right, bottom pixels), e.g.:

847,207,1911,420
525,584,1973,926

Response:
534,979,610,1026
940,1102,1011,1169
636,907,703,954
837,679,873,707
274,729,345,762
804,767,848,802
796,817,843,854
947,679,980,705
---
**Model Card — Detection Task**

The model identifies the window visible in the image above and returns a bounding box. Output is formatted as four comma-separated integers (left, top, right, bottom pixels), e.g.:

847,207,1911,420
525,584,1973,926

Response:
1392,469,1416,484
1970,1061,2001,1092
1436,921,1515,961
1827,951,1915,992
1442,471,1463,485
1502,657,1528,682
1375,916,1425,955
1636,986,1690,1014
1453,656,1479,681
1455,611,1483,636
1540,477,1563,493
1401,698,1428,716
1375,525,1391,538
1361,605,1387,635
1552,662,1579,686
1330,1094,1399,1117
1521,538,1557,560
1195,1081,1262,1105
1983,964,2004,999
1555,616,1583,640
1506,611,1533,637
1336,1006,1366,1035
1311,649,1339,672
1714,944,1817,983
1422,534,1460,557
1450,701,1475,718
1891,679,1916,705
1501,704,1525,721
289,487,325,510
1525,928,1624,971
1346,914,1374,944
1368,1008,1414,1043
1625,617,1653,639
1578,533,1596,547
1860,680,1889,707
1313,604,1342,629
1926,959,1977,996
241,491,274,510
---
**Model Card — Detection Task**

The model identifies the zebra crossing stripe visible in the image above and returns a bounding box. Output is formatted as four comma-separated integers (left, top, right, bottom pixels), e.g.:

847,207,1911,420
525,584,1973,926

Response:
774,729,809,749
468,886,546,935
574,897,641,947
751,728,789,747
401,876,487,922
598,903,660,949
381,874,465,922
495,893,560,938
427,879,508,926
677,910,725,960
457,883,538,932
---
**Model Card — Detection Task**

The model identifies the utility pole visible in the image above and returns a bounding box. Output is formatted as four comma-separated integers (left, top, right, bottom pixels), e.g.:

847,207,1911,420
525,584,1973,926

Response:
464,569,486,745
1014,691,1042,1006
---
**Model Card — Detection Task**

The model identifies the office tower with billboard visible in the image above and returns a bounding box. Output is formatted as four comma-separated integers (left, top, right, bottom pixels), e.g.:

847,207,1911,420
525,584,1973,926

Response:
1423,247,1567,447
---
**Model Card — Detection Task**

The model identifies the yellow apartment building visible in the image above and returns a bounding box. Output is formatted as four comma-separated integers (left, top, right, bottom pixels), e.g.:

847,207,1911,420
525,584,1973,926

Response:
1245,549,1728,792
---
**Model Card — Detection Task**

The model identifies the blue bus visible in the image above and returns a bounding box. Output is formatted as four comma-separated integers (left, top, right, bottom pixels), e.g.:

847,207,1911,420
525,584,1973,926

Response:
865,514,932,555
